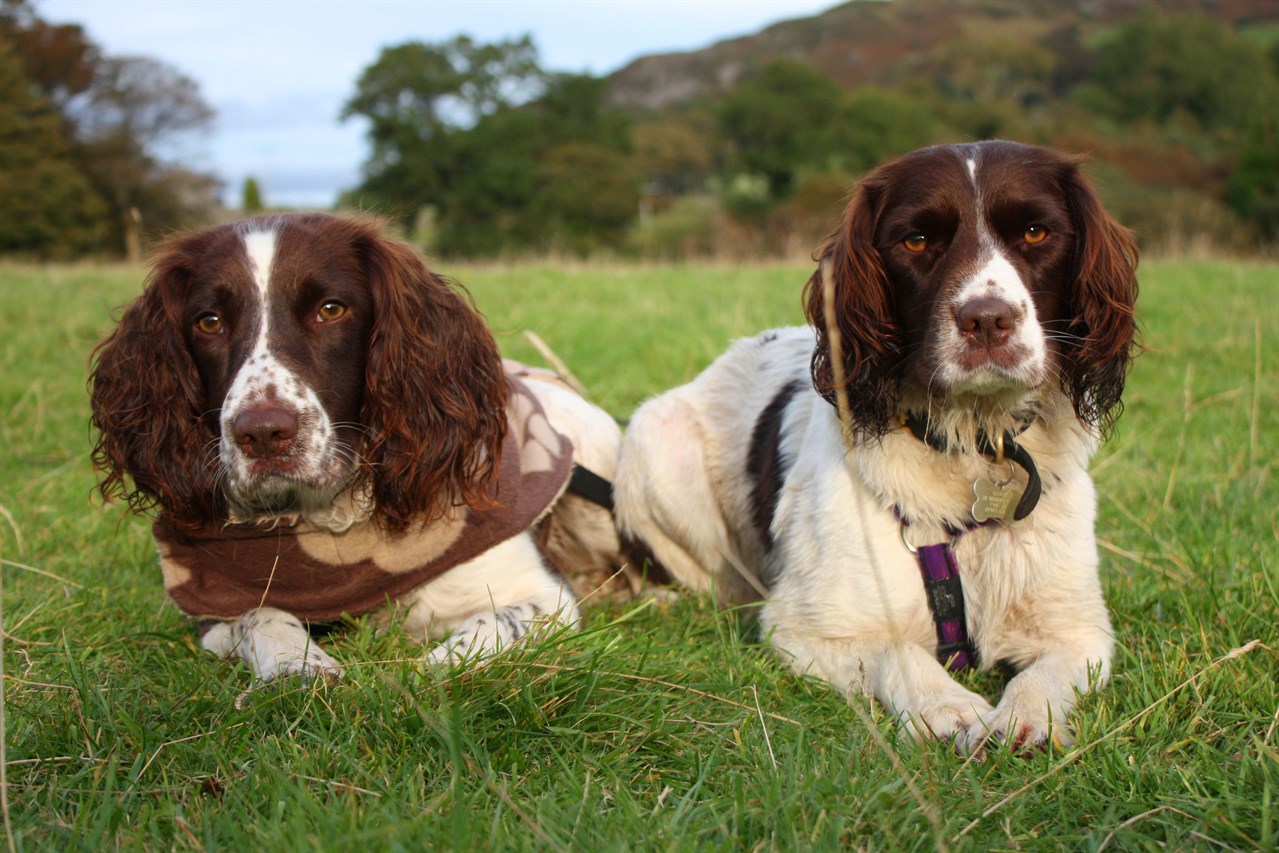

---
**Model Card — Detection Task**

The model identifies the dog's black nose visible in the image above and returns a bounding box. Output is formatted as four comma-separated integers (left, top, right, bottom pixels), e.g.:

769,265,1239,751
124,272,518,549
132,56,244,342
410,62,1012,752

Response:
233,407,299,458
956,296,1016,348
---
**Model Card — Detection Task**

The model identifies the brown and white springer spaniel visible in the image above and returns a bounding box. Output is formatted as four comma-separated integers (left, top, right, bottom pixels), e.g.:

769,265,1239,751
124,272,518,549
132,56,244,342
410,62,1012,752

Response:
91,213,624,685
615,141,1139,753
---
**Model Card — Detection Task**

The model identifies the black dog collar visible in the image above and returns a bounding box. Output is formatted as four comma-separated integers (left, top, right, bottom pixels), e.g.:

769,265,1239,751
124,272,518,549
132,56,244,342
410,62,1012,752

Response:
904,412,1042,521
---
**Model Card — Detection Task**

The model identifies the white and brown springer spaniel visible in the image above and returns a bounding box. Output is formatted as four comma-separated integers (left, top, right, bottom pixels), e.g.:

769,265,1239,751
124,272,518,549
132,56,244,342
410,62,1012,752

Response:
616,141,1138,753
91,213,624,685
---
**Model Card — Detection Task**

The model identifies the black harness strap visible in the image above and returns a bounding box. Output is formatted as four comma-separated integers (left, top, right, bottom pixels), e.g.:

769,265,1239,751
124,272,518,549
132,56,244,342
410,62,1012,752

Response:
567,464,615,512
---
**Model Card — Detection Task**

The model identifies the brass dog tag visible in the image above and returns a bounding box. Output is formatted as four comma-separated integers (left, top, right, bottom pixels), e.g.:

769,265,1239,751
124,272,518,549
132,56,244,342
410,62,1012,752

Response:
972,477,1022,523
971,433,1023,523
972,460,1023,521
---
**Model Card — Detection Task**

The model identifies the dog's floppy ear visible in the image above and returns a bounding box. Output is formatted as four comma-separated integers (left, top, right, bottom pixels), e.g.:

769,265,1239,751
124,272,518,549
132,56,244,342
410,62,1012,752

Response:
1059,162,1140,435
355,226,508,531
802,177,900,437
90,237,223,529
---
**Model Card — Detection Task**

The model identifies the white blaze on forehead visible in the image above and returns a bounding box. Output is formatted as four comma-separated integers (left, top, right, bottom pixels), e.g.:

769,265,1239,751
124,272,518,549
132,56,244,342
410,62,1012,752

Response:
966,157,978,186
242,229,277,305
221,226,280,416
240,227,277,351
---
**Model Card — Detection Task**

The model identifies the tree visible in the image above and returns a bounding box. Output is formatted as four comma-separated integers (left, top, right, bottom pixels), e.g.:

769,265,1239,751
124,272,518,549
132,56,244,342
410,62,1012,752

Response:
241,176,263,212
1226,118,1279,242
632,114,714,196
72,55,216,259
931,39,1054,108
0,42,107,258
434,74,636,256
1078,14,1276,140
1,0,219,258
344,38,638,256
717,60,847,199
926,39,1055,140
0,0,97,110
535,141,639,255
836,87,943,174
341,35,545,216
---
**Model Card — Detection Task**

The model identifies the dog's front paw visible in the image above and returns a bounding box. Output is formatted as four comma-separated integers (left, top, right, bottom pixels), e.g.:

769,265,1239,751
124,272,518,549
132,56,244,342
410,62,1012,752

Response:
957,700,1072,755
425,635,483,667
900,690,996,745
231,647,344,709
256,645,345,685
424,612,528,666
424,601,566,668
203,609,345,686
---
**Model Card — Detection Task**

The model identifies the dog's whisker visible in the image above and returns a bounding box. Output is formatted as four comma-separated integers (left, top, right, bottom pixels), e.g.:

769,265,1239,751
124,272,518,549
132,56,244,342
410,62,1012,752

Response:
89,212,629,692
614,140,1136,755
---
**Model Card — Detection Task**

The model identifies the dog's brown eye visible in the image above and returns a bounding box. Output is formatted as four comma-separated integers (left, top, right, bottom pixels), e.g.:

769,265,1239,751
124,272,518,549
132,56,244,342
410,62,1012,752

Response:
196,314,224,335
316,301,347,323
903,234,928,254
1024,225,1049,245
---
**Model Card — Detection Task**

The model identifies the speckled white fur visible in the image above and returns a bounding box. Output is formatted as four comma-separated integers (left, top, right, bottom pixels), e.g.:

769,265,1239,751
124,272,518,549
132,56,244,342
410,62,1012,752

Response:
218,225,349,522
206,365,615,685
202,227,618,683
616,326,1113,752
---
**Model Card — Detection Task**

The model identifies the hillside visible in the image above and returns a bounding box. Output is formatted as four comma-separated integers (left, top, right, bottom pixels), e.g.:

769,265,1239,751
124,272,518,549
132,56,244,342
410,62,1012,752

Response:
607,0,1279,111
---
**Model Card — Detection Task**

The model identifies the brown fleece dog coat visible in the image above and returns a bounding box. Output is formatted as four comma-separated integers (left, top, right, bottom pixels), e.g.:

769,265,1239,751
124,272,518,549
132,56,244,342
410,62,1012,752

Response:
154,374,574,622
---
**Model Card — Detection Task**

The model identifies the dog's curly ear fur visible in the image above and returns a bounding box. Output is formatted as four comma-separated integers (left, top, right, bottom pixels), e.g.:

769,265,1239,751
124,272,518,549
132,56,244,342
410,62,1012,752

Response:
354,225,508,532
1059,163,1140,435
802,178,900,437
89,239,223,529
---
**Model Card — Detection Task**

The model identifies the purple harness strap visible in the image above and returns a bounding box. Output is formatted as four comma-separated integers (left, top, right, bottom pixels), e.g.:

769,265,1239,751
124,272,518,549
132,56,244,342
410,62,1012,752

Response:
915,541,977,671
896,411,1046,672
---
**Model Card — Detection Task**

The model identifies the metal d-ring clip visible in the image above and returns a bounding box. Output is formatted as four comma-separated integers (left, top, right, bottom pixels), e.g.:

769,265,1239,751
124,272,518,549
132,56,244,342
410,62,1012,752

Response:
899,521,918,554
901,519,962,553
992,430,1005,465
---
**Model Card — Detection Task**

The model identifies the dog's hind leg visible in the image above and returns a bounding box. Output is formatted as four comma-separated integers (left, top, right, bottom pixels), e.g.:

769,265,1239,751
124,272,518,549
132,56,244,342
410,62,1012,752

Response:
614,392,747,602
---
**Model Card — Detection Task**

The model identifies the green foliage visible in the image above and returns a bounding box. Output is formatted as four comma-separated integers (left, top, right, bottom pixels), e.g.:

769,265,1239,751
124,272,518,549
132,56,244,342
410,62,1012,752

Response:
535,141,639,255
711,171,772,220
2,258,1276,849
341,35,545,218
240,175,263,212
0,0,96,113
717,59,846,198
334,8,1279,257
837,87,944,174
414,73,636,257
625,195,723,259
343,39,639,257
0,43,107,258
0,0,219,258
1226,118,1279,241
931,37,1055,107
1078,14,1278,142
631,113,714,196
534,73,631,152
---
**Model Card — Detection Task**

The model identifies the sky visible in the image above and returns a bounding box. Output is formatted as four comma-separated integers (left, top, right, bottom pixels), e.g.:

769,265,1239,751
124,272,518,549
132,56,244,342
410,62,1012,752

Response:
39,0,836,208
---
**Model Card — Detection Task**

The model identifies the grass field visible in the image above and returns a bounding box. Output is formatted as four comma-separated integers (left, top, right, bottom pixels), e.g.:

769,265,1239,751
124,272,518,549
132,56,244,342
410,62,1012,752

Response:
1,256,1275,850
